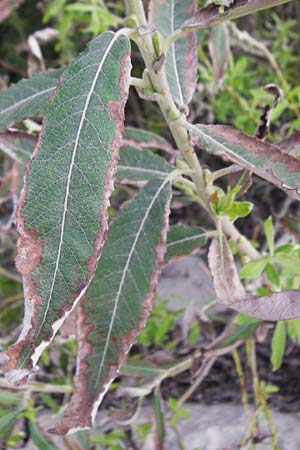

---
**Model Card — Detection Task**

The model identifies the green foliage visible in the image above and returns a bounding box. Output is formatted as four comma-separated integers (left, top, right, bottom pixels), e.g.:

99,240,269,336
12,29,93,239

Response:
43,0,123,61
138,301,181,347
210,184,253,221
90,429,125,449
0,0,299,443
167,398,191,427
271,321,286,371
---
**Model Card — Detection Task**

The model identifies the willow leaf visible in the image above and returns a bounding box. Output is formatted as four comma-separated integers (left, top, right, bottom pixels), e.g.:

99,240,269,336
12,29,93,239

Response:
124,126,174,153
29,422,58,450
5,31,131,383
149,0,197,107
117,146,173,181
0,68,62,131
52,179,172,434
278,131,300,160
208,236,246,305
183,0,292,30
209,237,300,321
190,124,300,201
0,131,36,193
0,136,172,186
0,130,35,163
165,225,208,262
209,23,230,88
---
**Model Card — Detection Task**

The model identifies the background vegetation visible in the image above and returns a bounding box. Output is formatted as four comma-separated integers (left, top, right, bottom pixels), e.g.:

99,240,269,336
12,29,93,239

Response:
0,1,300,448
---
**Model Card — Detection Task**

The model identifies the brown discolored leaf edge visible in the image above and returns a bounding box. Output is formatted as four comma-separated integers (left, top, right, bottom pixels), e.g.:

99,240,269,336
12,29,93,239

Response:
190,124,300,201
209,237,300,321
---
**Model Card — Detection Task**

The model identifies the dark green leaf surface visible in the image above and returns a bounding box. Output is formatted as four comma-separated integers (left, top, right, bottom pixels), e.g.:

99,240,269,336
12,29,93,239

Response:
121,361,165,378
0,134,173,187
271,321,286,371
183,0,292,30
216,320,260,349
0,131,36,192
208,23,230,87
149,0,197,107
29,422,58,450
5,31,131,383
117,146,173,181
165,225,207,262
124,126,174,153
0,68,62,131
0,130,35,164
190,124,300,201
53,179,172,434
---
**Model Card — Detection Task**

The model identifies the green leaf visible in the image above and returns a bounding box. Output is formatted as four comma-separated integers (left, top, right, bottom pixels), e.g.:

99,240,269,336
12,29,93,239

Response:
239,259,267,279
271,321,286,371
0,130,35,164
216,315,260,348
52,179,172,434
124,127,174,153
287,319,300,343
151,390,166,449
165,225,208,262
183,0,292,30
265,263,280,290
5,31,131,383
121,361,165,378
0,134,173,188
0,131,36,193
208,23,230,87
264,216,274,256
0,68,63,131
149,0,197,107
117,146,173,181
190,124,300,201
272,255,300,274
274,243,298,255
0,409,20,446
29,422,58,450
222,201,253,221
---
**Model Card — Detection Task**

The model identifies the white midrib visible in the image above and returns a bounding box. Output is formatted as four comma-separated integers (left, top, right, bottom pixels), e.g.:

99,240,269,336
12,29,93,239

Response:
167,233,207,248
35,34,119,340
190,124,256,169
0,86,54,117
170,0,184,105
219,235,232,304
95,180,169,386
117,165,167,177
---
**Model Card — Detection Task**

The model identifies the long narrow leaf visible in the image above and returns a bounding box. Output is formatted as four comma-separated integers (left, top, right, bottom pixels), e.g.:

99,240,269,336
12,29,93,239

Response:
209,237,300,321
5,31,131,383
165,225,208,262
124,126,174,153
209,23,230,88
149,0,197,107
183,0,292,30
0,130,35,164
117,146,173,181
52,179,172,434
190,124,300,201
0,68,63,131
29,422,59,450
208,236,246,305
